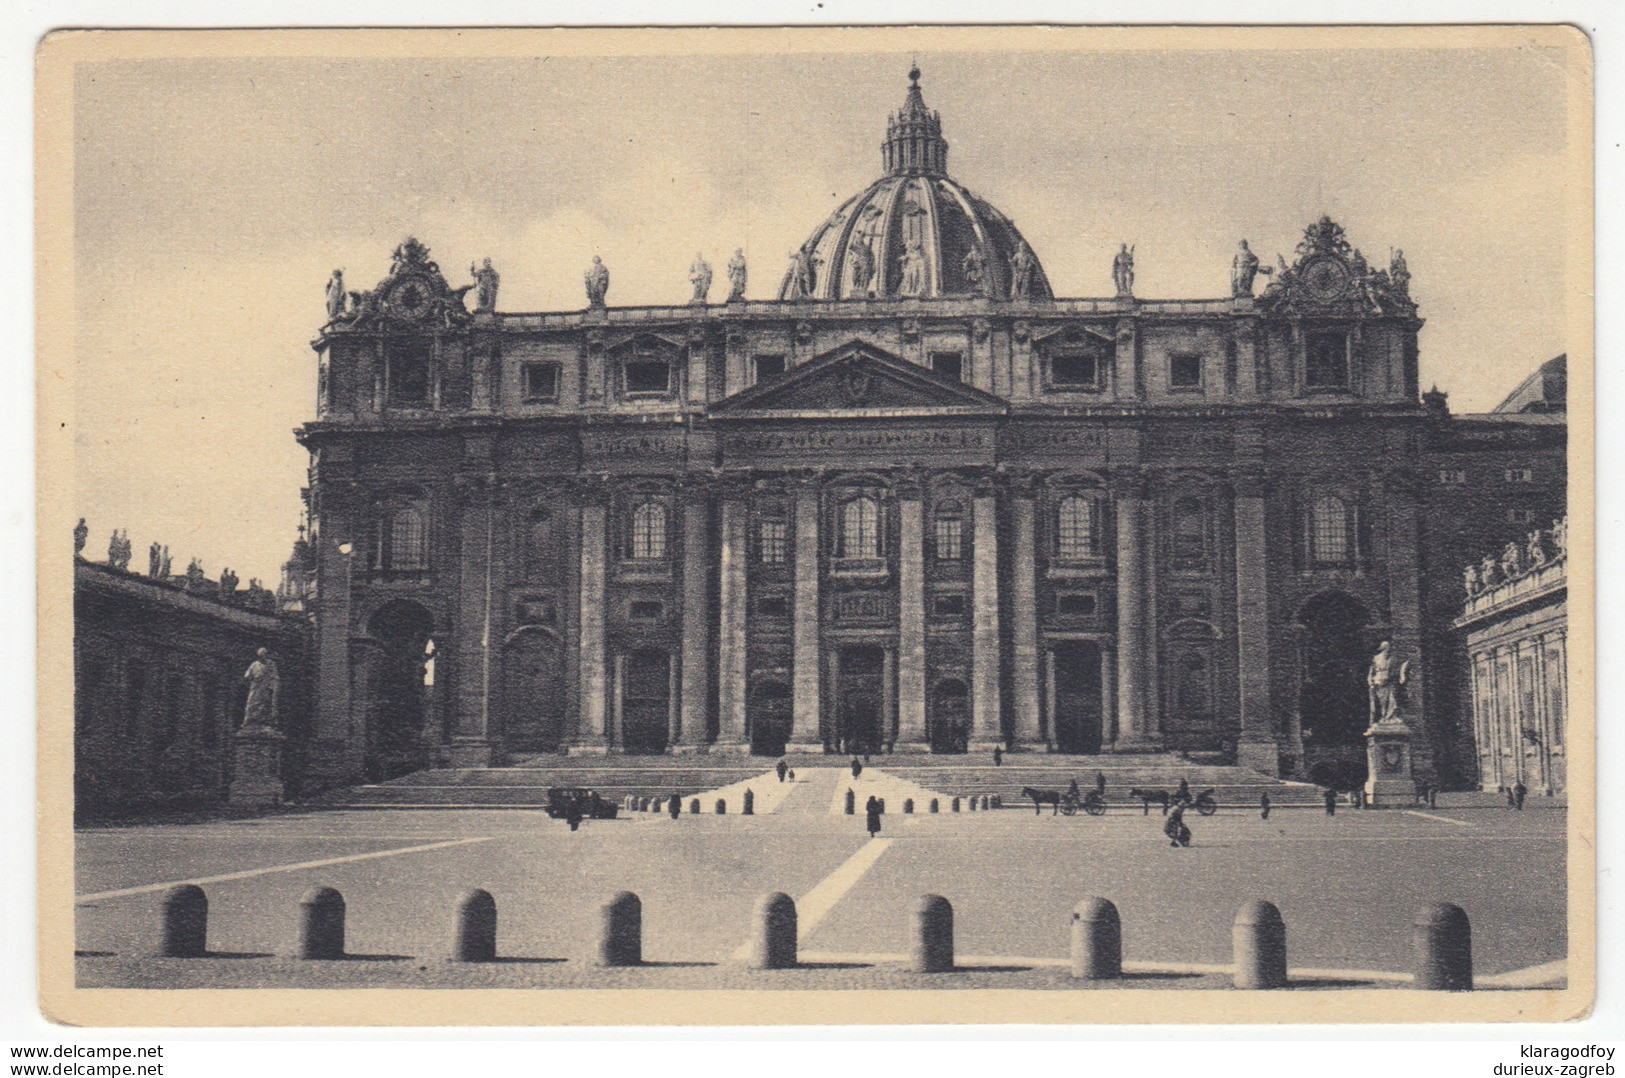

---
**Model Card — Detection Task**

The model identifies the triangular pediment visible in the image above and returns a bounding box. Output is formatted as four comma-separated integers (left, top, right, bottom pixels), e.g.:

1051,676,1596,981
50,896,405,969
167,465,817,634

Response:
709,340,1008,417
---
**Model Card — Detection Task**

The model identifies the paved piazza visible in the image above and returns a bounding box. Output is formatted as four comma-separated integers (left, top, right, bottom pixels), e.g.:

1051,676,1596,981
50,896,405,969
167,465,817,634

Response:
75,771,1567,990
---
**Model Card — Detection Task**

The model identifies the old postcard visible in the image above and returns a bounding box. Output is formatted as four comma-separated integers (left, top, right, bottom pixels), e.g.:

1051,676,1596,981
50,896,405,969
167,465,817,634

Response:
37,25,1594,1026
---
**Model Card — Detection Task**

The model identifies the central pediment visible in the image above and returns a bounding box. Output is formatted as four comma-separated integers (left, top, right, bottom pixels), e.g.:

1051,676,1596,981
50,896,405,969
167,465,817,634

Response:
709,339,1008,418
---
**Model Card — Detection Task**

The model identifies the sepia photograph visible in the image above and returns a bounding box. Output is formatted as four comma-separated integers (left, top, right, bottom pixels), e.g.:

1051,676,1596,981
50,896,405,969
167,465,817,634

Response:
36,25,1593,1027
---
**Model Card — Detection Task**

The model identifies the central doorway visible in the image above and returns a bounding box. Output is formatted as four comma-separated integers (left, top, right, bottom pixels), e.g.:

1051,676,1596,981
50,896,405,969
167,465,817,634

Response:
621,649,671,754
1050,641,1104,754
749,681,792,756
837,645,886,754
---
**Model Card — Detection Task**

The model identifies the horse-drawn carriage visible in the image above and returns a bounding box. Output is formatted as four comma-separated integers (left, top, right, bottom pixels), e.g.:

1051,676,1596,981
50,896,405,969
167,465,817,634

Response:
1128,786,1218,816
1021,785,1106,816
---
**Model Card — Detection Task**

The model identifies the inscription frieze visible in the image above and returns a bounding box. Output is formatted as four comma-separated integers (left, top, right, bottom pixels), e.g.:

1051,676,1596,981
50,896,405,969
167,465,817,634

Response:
727,428,995,454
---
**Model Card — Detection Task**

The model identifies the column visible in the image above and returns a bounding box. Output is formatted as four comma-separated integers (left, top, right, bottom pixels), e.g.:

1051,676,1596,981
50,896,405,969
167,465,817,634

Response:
1009,490,1043,749
1232,470,1279,775
969,484,1003,749
451,478,498,767
675,493,711,752
311,528,359,785
790,482,822,751
895,490,928,750
715,494,749,751
570,496,610,754
1112,471,1155,750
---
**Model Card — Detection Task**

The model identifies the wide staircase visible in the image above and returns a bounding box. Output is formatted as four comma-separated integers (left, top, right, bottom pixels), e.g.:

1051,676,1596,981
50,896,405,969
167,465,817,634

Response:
304,751,1325,811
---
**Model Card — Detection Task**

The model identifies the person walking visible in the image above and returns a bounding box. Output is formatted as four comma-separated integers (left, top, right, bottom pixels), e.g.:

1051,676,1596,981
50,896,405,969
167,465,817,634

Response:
1164,804,1191,847
566,798,584,833
1513,780,1528,810
669,791,681,820
1260,792,1271,820
1068,778,1081,803
993,746,1003,767
1096,771,1107,798
1323,787,1338,816
776,759,788,784
1177,777,1190,801
865,795,883,838
851,757,863,780
1505,786,1517,810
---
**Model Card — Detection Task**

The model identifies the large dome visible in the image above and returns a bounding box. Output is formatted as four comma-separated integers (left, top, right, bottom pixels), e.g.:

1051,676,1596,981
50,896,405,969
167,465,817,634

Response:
778,68,1054,303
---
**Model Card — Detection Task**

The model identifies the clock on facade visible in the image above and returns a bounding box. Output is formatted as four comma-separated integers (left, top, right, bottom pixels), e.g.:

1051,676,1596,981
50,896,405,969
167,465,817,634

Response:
388,279,433,320
1299,256,1351,302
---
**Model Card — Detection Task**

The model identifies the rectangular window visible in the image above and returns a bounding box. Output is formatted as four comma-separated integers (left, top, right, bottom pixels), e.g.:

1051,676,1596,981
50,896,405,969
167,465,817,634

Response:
1437,469,1467,485
1305,332,1349,389
753,354,786,383
932,594,967,617
758,519,789,564
755,595,790,618
624,358,672,396
1504,468,1533,483
929,351,964,382
1169,352,1203,389
386,509,428,570
1056,592,1098,617
628,599,665,622
1049,351,1100,390
629,503,667,560
386,338,433,406
933,517,964,561
523,362,560,402
1056,496,1099,560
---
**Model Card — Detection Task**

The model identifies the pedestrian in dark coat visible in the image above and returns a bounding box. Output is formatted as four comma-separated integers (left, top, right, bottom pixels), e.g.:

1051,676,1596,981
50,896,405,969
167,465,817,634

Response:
1505,786,1517,809
1068,778,1081,803
669,792,681,820
1323,787,1338,816
993,746,1003,767
1096,771,1107,797
1164,805,1191,847
851,757,863,780
776,759,789,783
865,795,882,837
1513,781,1528,810
1260,792,1271,820
1177,777,1190,801
566,799,584,832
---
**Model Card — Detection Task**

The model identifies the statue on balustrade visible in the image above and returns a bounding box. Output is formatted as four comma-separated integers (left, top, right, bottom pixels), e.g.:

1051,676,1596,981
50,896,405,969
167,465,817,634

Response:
1526,530,1548,569
1009,239,1036,299
1551,517,1568,557
1480,554,1498,589
161,545,172,577
1501,540,1524,580
148,541,162,578
1463,563,1479,598
470,258,500,313
1231,239,1271,297
1112,243,1135,297
726,248,748,301
325,269,347,322
688,252,713,305
1389,249,1411,295
584,256,610,308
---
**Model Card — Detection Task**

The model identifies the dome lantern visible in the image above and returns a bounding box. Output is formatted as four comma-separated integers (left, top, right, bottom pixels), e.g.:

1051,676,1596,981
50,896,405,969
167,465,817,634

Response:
883,65,949,177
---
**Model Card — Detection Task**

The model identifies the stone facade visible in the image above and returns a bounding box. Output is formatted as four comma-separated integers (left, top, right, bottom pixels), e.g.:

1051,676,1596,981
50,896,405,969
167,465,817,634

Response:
73,559,310,818
294,73,1567,788
1454,518,1569,795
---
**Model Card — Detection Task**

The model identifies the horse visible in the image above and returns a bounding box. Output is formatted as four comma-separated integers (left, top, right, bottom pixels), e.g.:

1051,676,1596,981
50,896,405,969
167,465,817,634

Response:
1129,787,1174,815
1022,786,1063,816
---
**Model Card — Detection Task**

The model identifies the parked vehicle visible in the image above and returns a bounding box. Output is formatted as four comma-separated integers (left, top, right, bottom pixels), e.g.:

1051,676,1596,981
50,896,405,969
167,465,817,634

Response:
545,787,619,820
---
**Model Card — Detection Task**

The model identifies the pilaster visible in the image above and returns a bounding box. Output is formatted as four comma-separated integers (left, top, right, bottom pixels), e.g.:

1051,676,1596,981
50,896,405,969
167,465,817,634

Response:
1231,467,1278,775
969,478,1003,749
570,483,611,754
895,481,928,751
1009,483,1043,749
674,487,712,752
790,479,823,751
715,492,749,751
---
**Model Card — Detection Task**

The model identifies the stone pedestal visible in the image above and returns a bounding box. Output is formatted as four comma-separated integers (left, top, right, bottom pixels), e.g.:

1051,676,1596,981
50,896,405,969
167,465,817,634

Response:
1363,718,1416,806
447,738,497,768
230,727,286,809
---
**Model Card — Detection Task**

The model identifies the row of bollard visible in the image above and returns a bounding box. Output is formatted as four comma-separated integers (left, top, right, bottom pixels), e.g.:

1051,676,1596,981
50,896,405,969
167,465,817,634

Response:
844,792,1000,814
155,883,1473,989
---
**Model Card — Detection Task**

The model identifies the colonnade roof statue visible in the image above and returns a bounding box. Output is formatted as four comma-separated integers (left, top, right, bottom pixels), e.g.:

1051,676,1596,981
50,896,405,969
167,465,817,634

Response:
777,66,1055,303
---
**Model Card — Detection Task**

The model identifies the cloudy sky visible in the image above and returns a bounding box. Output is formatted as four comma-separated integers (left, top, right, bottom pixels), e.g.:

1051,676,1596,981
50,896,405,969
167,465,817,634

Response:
68,32,1583,582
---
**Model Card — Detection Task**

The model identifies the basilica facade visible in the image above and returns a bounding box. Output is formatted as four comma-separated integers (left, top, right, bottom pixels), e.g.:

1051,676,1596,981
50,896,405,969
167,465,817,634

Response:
296,71,1565,788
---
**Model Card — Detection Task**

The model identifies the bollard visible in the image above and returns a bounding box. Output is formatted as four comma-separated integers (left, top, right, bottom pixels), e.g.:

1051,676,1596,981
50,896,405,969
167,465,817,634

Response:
743,788,755,815
951,797,961,813
982,796,992,810
1413,903,1473,990
749,892,798,970
912,894,955,972
451,889,498,962
903,799,914,814
845,789,856,815
156,884,208,958
715,798,727,815
1070,897,1122,980
929,798,939,814
689,798,700,815
1232,900,1288,989
298,886,346,960
992,795,1002,809
596,891,642,967
968,796,977,812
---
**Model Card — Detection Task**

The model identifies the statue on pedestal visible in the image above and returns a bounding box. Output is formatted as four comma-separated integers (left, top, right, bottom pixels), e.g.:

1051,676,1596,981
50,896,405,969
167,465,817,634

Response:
1112,243,1135,298
470,258,500,313
688,252,713,305
785,248,817,301
1231,240,1265,297
1501,540,1524,580
726,248,748,301
584,256,610,308
1389,248,1411,295
241,648,281,732
1367,640,1409,726
1009,240,1036,300
1551,517,1568,557
325,270,347,322
1463,563,1479,598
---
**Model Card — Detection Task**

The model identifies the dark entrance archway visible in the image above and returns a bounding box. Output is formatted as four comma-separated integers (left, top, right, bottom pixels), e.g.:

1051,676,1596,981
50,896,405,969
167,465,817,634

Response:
1051,641,1103,754
501,629,565,752
1298,592,1372,788
621,649,671,754
749,681,792,756
365,600,435,781
837,645,885,755
929,678,969,754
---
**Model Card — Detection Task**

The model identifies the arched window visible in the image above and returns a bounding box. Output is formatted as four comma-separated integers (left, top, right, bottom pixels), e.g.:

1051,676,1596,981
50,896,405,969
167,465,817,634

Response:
1056,495,1098,560
933,499,964,561
630,501,667,561
1173,497,1207,567
840,496,881,559
1308,495,1350,565
379,506,427,570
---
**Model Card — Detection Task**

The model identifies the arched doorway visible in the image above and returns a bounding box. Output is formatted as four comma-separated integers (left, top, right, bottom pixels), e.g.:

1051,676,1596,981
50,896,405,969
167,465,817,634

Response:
749,681,792,756
501,629,565,752
365,600,435,781
1051,641,1103,754
837,645,885,755
929,678,969,754
1298,592,1372,788
621,649,671,755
